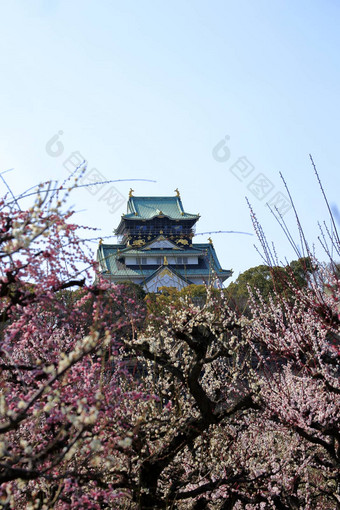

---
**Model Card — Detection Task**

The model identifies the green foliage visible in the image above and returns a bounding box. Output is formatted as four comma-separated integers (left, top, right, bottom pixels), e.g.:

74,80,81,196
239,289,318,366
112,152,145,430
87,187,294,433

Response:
118,280,146,301
226,265,273,312
225,257,317,313
145,284,222,320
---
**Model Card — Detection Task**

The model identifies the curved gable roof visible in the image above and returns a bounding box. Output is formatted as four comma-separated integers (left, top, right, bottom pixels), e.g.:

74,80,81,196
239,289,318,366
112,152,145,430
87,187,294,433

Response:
123,196,199,221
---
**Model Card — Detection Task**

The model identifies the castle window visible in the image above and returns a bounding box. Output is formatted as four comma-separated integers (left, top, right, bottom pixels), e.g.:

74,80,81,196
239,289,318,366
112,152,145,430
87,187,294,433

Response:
137,257,148,265
176,257,188,264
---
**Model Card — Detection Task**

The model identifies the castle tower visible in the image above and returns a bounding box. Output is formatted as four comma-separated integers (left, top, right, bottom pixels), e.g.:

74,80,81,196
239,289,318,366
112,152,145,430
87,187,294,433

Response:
97,190,232,292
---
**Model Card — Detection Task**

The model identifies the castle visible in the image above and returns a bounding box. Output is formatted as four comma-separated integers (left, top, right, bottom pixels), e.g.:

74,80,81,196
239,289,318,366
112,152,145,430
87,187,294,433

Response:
97,190,232,292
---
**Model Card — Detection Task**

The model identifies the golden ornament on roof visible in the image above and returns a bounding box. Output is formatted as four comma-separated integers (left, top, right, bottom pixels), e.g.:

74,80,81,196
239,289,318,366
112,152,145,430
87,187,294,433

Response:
129,188,134,197
133,239,145,247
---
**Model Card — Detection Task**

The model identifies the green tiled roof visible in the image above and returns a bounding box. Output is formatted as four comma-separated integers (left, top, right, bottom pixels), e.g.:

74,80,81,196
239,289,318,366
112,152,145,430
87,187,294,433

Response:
97,243,232,281
118,247,206,256
123,196,199,221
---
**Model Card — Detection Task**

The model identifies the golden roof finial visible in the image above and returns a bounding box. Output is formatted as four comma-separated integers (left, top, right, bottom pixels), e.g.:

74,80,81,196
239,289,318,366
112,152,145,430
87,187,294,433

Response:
164,256,168,265
208,237,213,244
129,188,134,198
99,238,103,245
174,188,180,197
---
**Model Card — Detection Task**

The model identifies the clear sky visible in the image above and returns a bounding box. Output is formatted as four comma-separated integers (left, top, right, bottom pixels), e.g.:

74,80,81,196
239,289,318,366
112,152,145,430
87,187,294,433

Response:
0,0,339,282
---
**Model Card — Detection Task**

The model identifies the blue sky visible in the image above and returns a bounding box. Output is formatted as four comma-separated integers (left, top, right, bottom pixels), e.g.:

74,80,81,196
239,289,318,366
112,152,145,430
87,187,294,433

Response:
0,0,339,281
